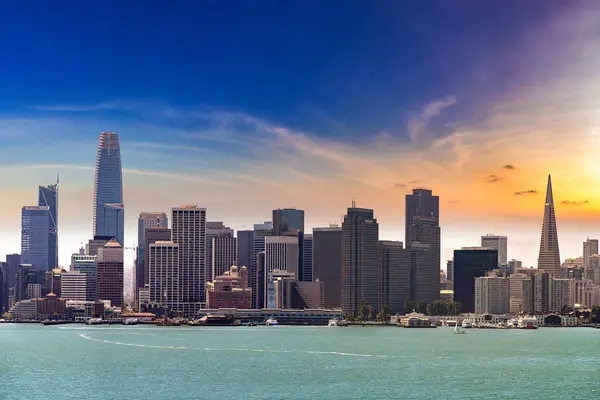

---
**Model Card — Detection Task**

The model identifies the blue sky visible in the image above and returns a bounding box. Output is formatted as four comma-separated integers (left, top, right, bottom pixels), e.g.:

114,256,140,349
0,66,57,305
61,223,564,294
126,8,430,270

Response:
1,1,600,269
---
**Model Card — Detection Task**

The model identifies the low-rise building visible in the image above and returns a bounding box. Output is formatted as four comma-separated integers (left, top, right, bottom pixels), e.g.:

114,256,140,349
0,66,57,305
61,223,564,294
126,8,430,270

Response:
206,265,252,309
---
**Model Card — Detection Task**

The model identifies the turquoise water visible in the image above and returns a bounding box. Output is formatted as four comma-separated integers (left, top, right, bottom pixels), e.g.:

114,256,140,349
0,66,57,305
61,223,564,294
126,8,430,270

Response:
2,324,600,399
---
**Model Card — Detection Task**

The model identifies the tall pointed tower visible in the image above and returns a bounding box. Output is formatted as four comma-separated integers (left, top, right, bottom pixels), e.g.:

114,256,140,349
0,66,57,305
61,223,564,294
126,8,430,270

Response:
537,175,561,276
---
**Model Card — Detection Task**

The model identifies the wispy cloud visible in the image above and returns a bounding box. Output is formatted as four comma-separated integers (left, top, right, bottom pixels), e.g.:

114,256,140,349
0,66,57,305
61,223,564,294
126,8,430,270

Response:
485,174,504,183
515,190,538,195
560,200,589,205
407,96,456,142
502,164,516,170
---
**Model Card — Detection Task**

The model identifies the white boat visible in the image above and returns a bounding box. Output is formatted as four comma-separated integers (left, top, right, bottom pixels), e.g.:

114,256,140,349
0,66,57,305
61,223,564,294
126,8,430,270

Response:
507,318,519,328
461,320,473,329
445,320,457,327
454,324,467,334
328,319,339,327
518,316,538,329
86,318,103,325
124,318,139,325
266,318,279,326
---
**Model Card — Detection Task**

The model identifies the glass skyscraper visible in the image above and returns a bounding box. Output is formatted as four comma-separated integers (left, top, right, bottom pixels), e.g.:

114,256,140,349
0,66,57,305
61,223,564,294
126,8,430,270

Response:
93,132,124,244
38,180,58,268
21,206,50,270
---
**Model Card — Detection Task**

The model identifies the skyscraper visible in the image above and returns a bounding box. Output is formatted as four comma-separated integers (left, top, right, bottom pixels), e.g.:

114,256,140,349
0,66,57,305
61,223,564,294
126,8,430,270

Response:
236,230,254,269
583,238,598,270
252,222,272,307
409,242,440,304
537,175,561,277
148,241,180,313
474,272,509,314
453,247,498,313
312,226,342,309
71,253,97,301
481,234,508,267
302,234,313,282
136,213,168,296
97,203,124,245
21,206,50,270
405,189,439,247
96,239,124,308
93,132,124,243
206,222,235,282
272,209,304,236
142,228,172,291
5,254,21,289
0,262,8,312
379,241,410,314
265,236,299,276
341,204,379,314
172,206,206,314
38,180,59,268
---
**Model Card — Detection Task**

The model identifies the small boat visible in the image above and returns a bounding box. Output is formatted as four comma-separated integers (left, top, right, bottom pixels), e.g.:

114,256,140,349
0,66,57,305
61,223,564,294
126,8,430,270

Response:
454,324,467,334
328,319,339,327
123,318,139,325
86,318,103,325
266,318,279,326
198,314,237,326
461,320,473,329
518,316,538,329
445,320,458,327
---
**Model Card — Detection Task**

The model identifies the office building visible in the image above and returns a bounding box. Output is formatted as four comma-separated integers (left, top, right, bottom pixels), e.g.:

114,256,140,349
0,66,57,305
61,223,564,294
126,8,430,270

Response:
509,273,532,314
236,230,254,269
507,259,522,275
588,254,600,285
269,279,324,309
379,241,410,314
405,188,439,245
206,265,252,309
15,264,42,301
46,267,64,296
148,241,180,313
312,226,342,309
571,279,600,307
60,270,87,301
409,243,440,304
86,236,112,257
446,260,454,285
93,132,124,243
551,278,572,312
141,227,172,292
38,180,59,269
474,272,509,314
252,222,273,307
265,236,299,276
136,212,168,295
206,222,235,282
255,251,266,308
5,254,21,289
302,234,313,282
532,270,551,313
341,204,379,314
537,175,561,276
172,206,206,313
96,239,124,308
481,234,508,267
21,206,50,270
273,208,304,236
266,269,296,309
0,262,8,312
453,247,498,313
583,238,599,270
71,253,97,301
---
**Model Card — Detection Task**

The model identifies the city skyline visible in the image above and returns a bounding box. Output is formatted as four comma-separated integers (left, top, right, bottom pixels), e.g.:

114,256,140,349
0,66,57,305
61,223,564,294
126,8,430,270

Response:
3,3,600,269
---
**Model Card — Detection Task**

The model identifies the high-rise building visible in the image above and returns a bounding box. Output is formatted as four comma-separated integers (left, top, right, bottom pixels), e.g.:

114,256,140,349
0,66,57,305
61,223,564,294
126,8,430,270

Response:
148,241,180,313
474,272,509,314
236,230,254,269
302,234,313,282
38,180,59,269
532,270,551,313
206,222,235,282
265,236,299,276
60,270,87,301
341,204,379,314
453,247,498,313
172,206,206,313
141,228,172,292
409,243,440,304
96,239,124,308
255,251,266,308
136,213,169,295
509,273,532,314
537,175,561,277
252,222,272,307
313,226,342,309
551,278,572,312
273,208,305,236
46,268,64,296
93,132,124,243
21,206,50,270
583,238,599,272
481,234,508,267
588,255,600,285
71,253,97,301
86,236,112,257
446,260,454,285
405,189,439,247
5,254,21,289
15,264,43,301
507,259,522,275
0,262,8,312
379,241,410,314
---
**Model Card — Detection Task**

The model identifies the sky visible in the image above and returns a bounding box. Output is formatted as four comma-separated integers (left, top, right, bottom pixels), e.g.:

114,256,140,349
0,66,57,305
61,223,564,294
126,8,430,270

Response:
2,1,600,271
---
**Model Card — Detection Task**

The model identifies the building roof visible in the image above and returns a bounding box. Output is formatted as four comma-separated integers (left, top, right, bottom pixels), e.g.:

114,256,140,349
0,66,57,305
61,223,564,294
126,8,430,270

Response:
103,238,122,248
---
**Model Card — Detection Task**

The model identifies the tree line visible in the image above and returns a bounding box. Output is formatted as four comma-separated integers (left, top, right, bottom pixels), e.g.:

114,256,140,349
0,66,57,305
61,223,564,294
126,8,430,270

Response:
342,299,463,322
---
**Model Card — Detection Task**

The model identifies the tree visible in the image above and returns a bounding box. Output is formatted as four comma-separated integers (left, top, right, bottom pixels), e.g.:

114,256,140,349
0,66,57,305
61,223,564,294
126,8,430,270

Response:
404,300,416,314
417,300,427,314
359,300,368,321
426,302,436,316
377,304,391,322
590,305,600,323
366,303,374,321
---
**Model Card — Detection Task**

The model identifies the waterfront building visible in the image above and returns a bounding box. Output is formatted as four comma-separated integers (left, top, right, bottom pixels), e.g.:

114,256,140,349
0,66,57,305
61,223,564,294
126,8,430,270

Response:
36,293,66,318
21,206,50,270
236,230,254,270
38,181,59,269
196,308,342,325
303,234,313,282
507,259,522,275
265,236,299,276
583,238,598,270
252,222,272,308
341,203,379,314
172,206,206,314
481,234,508,268
206,265,252,309
96,239,124,309
312,226,342,309
265,269,323,309
410,242,440,304
474,272,509,314
206,222,236,282
453,247,498,313
136,212,168,297
138,286,150,312
266,269,296,308
60,270,87,301
8,299,37,319
93,132,124,244
5,253,21,289
537,175,561,277
71,253,98,301
378,241,410,314
148,241,180,313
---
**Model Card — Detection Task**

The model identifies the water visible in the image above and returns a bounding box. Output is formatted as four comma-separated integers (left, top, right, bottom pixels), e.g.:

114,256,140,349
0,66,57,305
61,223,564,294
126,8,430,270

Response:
2,324,600,399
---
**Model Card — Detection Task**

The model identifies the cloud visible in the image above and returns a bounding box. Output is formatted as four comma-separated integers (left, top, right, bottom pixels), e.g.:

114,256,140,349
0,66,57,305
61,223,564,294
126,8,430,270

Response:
514,190,538,195
560,200,589,206
407,96,456,142
485,174,504,183
502,164,516,170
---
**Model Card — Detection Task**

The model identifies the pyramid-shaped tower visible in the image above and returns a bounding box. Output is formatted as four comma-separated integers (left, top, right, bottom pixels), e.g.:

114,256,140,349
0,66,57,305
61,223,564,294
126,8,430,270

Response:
537,175,561,276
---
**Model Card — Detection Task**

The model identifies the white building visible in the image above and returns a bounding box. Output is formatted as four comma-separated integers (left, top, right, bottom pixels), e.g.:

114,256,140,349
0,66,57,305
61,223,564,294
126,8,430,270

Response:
550,278,572,312
60,270,87,301
71,253,98,301
9,299,37,319
148,241,180,311
587,254,600,285
571,279,600,307
474,272,509,314
265,236,299,276
481,234,507,267
26,283,42,300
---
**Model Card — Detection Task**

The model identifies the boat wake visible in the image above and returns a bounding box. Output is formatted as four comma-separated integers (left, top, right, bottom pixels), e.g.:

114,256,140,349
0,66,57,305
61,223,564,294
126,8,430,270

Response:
78,333,388,358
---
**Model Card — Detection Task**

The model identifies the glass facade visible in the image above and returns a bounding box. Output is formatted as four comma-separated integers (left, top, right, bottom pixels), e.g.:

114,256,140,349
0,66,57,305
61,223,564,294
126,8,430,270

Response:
97,203,124,246
38,183,58,268
21,206,50,270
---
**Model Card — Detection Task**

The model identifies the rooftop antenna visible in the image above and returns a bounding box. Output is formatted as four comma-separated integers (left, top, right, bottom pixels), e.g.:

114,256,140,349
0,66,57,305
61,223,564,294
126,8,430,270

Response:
352,197,356,208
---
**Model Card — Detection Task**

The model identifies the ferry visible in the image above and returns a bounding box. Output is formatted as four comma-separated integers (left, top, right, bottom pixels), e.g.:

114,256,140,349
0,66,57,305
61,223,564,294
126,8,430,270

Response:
266,318,279,326
123,318,139,325
518,316,538,329
328,318,348,327
461,320,473,329
507,318,519,328
197,314,237,326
